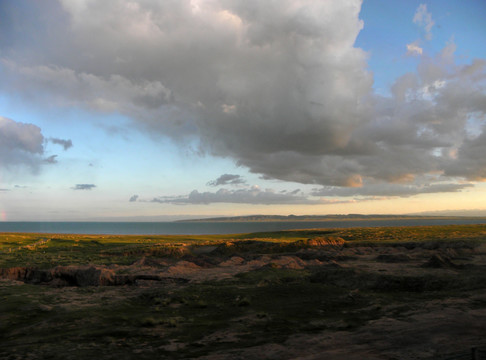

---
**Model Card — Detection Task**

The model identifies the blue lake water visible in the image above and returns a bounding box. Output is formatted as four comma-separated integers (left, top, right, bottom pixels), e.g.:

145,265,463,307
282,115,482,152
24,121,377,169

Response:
1,218,486,235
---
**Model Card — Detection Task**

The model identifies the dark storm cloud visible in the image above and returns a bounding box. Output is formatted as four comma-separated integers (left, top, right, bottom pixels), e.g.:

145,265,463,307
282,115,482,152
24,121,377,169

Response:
129,194,139,202
72,184,96,190
207,174,246,187
1,1,485,196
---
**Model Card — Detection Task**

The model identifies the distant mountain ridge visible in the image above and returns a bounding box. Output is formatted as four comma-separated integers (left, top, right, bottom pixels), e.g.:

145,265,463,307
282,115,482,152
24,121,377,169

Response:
177,214,486,222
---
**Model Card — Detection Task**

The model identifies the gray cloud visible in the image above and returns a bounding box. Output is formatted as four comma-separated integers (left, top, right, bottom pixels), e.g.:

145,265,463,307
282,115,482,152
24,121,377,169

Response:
72,184,96,190
0,116,68,172
444,127,486,181
207,174,246,187
44,155,58,164
0,115,45,171
1,1,485,196
312,181,474,198
151,186,322,205
49,137,73,150
129,194,139,202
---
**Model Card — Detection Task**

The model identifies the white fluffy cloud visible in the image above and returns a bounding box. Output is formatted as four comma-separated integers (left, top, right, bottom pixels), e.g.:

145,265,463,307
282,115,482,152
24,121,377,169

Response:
406,41,423,56
1,0,485,197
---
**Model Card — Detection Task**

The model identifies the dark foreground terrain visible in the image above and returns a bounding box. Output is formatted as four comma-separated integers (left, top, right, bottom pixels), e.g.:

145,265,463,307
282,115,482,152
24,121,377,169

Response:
1,225,486,359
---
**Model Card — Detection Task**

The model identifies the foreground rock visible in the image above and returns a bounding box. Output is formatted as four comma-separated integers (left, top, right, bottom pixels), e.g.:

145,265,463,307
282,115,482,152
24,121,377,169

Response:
0,265,187,286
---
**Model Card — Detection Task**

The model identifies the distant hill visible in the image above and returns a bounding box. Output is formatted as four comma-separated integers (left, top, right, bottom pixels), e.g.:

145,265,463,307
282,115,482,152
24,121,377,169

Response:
410,209,486,217
177,214,485,222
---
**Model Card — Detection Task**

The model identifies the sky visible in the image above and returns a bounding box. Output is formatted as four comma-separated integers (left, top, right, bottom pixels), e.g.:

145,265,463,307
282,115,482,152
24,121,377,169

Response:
1,0,486,221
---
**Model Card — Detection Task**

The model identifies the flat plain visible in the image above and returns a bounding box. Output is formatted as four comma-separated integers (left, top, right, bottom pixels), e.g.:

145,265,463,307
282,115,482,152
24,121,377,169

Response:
1,224,486,359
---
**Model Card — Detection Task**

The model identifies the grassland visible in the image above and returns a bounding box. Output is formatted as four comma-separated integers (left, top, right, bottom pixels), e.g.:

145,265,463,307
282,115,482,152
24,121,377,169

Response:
1,225,486,359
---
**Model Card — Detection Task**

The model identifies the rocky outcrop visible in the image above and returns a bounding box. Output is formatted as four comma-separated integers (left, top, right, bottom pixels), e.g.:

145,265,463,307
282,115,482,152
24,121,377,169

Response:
0,267,52,284
0,266,188,286
50,266,115,286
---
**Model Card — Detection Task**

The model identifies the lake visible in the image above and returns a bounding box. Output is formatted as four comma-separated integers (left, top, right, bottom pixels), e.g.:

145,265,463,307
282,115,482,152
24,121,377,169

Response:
1,218,486,235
